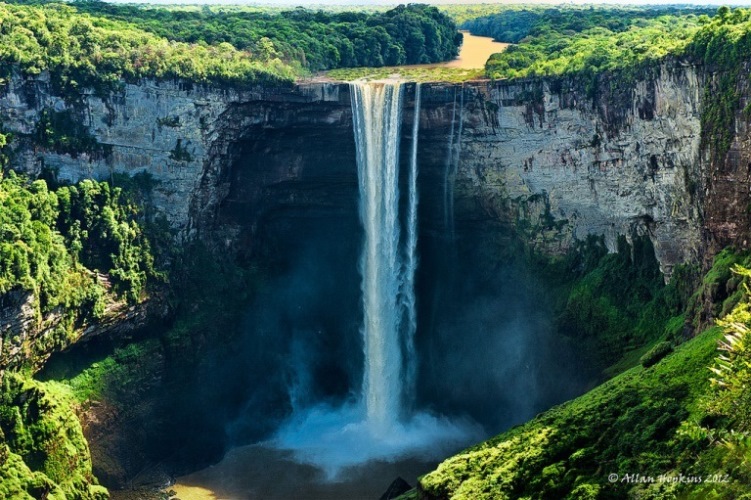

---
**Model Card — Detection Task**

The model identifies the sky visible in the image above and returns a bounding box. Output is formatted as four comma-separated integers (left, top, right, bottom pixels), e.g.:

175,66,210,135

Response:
105,0,751,6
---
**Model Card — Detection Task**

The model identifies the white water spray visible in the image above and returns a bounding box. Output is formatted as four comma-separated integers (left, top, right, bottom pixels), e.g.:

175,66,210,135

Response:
444,88,457,234
351,81,405,429
272,82,482,477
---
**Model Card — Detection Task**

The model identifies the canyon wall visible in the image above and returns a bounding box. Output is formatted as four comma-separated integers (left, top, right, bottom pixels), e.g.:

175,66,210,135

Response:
1,59,747,365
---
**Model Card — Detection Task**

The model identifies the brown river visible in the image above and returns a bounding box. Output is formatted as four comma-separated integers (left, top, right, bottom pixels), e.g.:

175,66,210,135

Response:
405,30,509,70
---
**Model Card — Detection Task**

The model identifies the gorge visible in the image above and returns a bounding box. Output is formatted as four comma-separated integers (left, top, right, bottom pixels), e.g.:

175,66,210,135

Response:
4,31,751,499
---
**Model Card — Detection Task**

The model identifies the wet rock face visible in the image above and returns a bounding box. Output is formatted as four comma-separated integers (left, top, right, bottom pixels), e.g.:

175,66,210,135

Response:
417,65,705,278
702,68,751,261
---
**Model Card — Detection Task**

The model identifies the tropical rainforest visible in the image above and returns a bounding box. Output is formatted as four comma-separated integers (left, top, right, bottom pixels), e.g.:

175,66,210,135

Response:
2,2,751,500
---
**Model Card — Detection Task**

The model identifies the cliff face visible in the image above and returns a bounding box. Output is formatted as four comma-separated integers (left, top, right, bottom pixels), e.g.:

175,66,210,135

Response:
0,285,154,370
443,65,704,277
0,66,706,270
0,60,736,366
703,67,751,261
213,67,706,279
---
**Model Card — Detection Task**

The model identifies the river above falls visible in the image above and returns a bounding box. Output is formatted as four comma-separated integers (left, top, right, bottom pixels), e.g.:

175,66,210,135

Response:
407,30,509,70
320,30,509,81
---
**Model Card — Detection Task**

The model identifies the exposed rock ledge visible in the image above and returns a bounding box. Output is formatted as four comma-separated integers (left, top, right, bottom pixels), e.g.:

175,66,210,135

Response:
3,60,748,364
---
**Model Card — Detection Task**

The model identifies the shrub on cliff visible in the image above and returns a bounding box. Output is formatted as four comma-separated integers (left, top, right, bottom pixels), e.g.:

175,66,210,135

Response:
640,341,673,367
0,170,158,365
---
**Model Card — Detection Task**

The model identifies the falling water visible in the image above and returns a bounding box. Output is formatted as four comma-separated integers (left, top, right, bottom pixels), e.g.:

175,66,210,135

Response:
402,83,421,407
444,88,457,234
351,81,406,430
271,82,481,477
444,85,465,241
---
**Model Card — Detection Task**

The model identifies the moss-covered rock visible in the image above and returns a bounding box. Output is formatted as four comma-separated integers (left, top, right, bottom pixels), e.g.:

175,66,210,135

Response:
640,341,673,368
0,372,108,499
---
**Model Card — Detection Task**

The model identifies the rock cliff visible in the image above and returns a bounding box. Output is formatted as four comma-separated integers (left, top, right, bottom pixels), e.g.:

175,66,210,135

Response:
0,59,742,365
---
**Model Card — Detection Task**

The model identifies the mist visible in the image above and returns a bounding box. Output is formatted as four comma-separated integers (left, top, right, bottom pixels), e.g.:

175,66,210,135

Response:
218,173,590,489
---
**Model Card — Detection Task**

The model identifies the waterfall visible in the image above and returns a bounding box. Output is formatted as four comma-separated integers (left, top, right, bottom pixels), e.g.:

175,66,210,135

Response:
272,82,482,476
444,85,465,241
351,81,406,430
444,88,457,235
402,83,421,407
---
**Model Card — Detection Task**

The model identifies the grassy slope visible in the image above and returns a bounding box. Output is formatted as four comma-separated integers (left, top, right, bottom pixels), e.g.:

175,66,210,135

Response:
409,250,751,500
413,327,722,499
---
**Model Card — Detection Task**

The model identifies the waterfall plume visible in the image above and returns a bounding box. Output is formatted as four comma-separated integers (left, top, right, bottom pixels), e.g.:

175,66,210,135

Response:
351,81,406,429
444,84,465,241
271,81,481,478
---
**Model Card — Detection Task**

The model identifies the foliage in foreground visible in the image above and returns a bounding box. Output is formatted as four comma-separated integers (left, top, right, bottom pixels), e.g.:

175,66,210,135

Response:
416,326,721,499
0,372,107,499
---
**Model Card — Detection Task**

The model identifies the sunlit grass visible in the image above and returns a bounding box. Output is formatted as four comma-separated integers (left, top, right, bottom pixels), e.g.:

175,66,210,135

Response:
323,66,485,83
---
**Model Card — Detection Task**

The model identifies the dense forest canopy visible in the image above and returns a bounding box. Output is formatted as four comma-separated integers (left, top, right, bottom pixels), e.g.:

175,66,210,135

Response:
5,1,748,88
72,2,462,70
0,171,156,311
460,6,718,80
0,1,460,87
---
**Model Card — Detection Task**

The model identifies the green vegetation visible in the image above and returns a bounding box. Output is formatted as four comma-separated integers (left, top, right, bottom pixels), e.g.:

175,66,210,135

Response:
462,6,713,45
0,170,157,365
0,2,296,90
35,240,266,482
73,3,460,72
640,341,673,368
469,7,712,81
0,2,462,88
536,236,688,376
326,66,483,83
0,372,107,499
685,7,751,160
416,327,722,499
685,248,751,328
34,109,109,159
46,239,262,404
51,338,162,407
414,269,751,499
408,250,751,499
